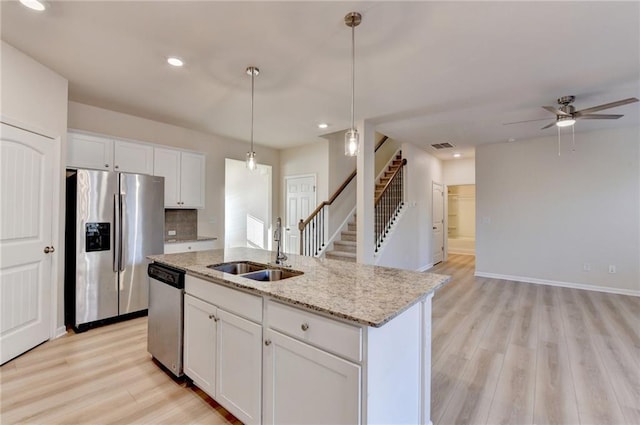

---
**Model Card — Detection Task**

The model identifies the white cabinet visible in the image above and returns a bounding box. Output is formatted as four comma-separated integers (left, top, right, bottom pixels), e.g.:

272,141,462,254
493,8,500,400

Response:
263,328,361,425
184,277,262,425
67,132,113,171
216,309,262,425
184,294,217,397
112,140,154,174
154,148,205,209
164,239,215,254
67,132,153,174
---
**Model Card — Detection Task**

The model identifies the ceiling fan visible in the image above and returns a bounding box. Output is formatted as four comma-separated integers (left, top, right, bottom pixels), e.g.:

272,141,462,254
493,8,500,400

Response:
505,95,639,129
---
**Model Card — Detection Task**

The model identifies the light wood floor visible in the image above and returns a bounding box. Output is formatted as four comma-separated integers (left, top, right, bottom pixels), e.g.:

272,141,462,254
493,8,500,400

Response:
1,255,638,424
429,255,639,425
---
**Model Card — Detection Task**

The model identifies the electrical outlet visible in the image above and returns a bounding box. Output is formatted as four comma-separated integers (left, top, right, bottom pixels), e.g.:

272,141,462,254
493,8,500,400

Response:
583,263,591,272
608,265,616,274
168,230,176,236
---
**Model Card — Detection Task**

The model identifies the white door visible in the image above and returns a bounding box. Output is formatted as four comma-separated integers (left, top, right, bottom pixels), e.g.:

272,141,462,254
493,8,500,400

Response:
216,308,262,425
263,329,361,425
183,294,217,397
432,182,444,264
0,123,55,364
284,175,316,254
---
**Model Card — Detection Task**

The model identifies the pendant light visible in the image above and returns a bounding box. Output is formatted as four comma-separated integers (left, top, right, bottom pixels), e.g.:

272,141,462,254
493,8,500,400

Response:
246,66,259,171
344,12,362,156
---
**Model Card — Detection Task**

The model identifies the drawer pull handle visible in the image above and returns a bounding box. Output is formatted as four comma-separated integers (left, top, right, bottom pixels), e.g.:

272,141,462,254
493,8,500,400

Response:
264,339,272,346
209,314,218,321
301,323,309,331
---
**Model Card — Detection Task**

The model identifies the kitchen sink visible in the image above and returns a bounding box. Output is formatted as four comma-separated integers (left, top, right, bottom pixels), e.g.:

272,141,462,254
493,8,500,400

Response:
207,261,268,275
240,268,303,282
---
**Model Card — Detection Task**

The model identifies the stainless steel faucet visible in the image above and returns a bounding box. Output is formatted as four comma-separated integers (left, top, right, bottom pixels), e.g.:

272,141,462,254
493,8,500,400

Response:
274,217,288,265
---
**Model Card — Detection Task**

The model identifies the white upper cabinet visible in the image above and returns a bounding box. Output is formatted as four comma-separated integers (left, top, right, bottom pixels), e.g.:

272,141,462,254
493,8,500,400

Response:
113,140,153,175
67,131,153,175
67,132,113,171
154,147,205,209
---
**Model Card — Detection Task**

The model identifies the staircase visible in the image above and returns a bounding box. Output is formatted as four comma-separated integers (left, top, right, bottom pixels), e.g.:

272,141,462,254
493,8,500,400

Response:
325,151,404,262
326,216,357,262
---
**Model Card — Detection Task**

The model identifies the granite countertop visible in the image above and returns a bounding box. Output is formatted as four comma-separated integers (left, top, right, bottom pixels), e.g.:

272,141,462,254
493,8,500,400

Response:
164,236,217,244
148,247,450,327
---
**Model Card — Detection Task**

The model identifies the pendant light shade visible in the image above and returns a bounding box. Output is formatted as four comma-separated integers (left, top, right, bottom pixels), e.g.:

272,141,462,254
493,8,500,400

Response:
246,66,259,171
344,12,362,157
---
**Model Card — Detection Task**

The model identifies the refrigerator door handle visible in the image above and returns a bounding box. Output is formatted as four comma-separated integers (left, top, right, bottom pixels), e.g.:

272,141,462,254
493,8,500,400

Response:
119,194,125,272
113,194,120,273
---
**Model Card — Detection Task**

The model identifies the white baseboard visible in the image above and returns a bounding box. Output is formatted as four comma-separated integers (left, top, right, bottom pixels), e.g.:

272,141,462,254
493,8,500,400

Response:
54,326,68,339
417,263,435,272
474,271,640,297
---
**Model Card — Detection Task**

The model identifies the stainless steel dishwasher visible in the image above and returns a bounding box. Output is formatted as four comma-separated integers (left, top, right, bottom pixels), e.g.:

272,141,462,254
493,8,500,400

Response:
147,262,185,377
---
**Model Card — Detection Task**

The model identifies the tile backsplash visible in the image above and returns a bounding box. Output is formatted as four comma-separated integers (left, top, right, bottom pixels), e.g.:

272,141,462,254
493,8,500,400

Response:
164,209,197,241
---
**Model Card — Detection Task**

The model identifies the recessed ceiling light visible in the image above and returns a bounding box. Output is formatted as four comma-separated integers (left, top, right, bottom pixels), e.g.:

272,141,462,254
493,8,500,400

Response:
317,123,329,129
453,153,462,158
19,0,46,11
167,57,184,67
508,138,516,142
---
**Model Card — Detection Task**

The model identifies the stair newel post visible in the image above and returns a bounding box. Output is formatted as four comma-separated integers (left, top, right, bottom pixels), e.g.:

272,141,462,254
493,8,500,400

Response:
321,208,325,251
298,219,304,255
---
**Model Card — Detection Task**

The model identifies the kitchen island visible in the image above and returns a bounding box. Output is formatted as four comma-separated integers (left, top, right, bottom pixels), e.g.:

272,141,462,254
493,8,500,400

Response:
149,247,450,425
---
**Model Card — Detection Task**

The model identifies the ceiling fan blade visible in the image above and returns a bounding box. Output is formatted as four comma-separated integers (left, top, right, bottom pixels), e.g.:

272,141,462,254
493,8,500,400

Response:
574,97,639,115
503,118,550,125
541,121,556,130
577,114,623,120
542,106,570,116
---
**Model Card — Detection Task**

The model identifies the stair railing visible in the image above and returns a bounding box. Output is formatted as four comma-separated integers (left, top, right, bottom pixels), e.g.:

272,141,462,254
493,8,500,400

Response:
298,136,389,256
374,158,407,252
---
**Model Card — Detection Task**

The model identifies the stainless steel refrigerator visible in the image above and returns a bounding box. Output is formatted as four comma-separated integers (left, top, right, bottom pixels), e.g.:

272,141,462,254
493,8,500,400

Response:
65,169,164,332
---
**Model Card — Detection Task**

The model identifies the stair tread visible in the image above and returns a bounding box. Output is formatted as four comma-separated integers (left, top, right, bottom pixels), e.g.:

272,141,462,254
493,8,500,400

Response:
326,251,357,258
342,230,356,235
334,240,357,246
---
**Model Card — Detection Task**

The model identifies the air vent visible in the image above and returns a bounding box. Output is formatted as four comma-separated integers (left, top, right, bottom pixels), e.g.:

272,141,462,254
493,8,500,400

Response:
431,142,455,150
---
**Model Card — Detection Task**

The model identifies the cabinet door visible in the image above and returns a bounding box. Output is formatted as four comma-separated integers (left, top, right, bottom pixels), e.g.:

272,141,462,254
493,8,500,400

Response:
263,329,361,425
216,309,262,425
67,132,113,170
184,294,217,397
153,147,181,207
180,152,205,208
114,140,153,174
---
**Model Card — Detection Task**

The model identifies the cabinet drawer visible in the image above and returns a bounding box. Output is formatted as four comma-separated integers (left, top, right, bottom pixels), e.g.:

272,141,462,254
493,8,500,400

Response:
186,275,262,323
164,240,214,254
267,301,362,363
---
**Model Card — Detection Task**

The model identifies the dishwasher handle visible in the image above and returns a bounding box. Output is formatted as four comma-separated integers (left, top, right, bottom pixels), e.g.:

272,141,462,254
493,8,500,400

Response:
148,263,185,289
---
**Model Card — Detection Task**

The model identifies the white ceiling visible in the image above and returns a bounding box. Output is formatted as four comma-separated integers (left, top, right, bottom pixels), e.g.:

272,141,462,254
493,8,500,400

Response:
2,1,638,160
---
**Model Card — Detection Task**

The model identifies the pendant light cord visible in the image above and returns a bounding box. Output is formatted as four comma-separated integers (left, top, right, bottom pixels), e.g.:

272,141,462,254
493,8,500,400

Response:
250,70,255,152
350,19,355,130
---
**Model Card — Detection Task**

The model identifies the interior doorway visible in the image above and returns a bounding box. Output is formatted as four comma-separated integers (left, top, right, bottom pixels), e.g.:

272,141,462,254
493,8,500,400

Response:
447,184,476,255
284,174,316,254
432,182,444,265
224,159,272,250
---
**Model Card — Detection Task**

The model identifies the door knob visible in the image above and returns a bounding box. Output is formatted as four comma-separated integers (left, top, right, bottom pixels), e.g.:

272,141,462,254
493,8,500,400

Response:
44,246,55,254
264,339,272,346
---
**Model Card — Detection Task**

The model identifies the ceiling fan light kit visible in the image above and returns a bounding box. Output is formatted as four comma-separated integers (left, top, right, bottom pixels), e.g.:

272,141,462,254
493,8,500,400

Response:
540,95,638,130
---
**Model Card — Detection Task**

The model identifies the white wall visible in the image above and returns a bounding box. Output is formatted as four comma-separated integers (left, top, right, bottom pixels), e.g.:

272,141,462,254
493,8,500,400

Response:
67,101,281,248
375,137,402,178
476,126,640,294
279,140,329,218
1,41,69,333
443,157,475,186
376,143,443,271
